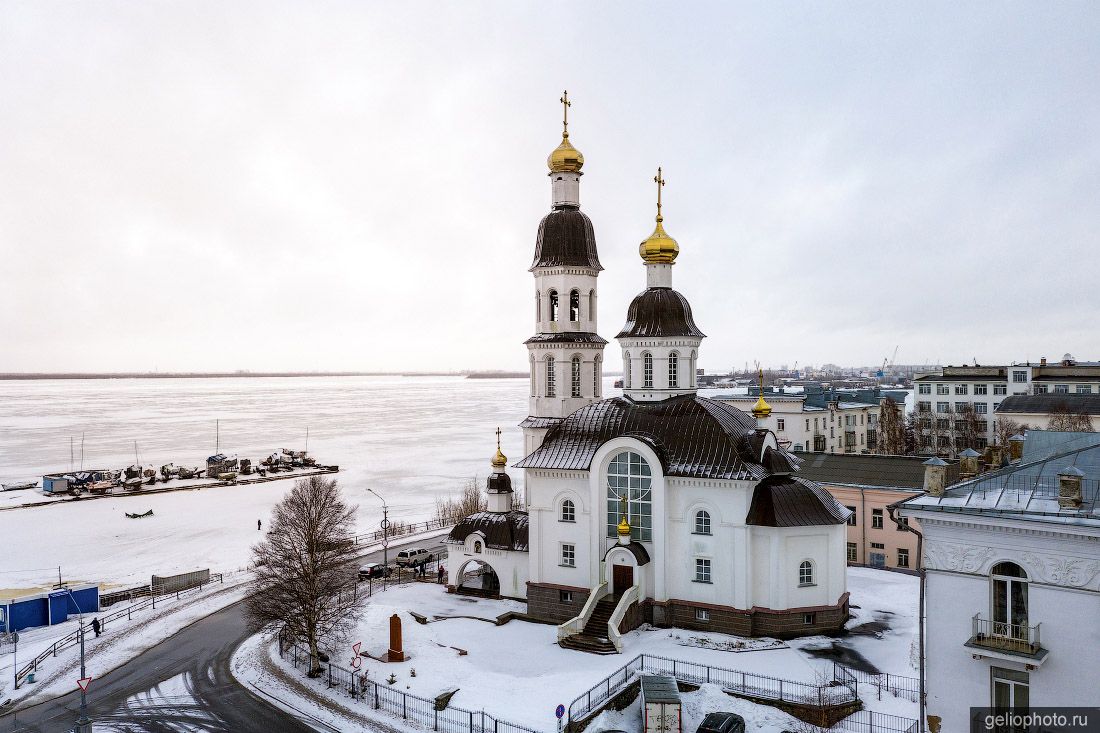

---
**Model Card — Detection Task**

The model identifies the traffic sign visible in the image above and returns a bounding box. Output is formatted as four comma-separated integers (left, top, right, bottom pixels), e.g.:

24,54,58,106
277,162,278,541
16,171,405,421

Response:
555,704,565,719
77,676,92,692
380,518,390,530
351,656,362,670
10,631,18,644
352,641,362,656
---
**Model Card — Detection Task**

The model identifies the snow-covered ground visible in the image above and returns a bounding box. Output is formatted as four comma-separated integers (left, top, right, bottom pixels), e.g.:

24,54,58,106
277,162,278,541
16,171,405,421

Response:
248,568,920,733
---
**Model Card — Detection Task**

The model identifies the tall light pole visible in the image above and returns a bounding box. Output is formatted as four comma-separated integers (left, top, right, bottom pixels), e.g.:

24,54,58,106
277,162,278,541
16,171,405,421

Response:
367,488,389,572
63,589,91,733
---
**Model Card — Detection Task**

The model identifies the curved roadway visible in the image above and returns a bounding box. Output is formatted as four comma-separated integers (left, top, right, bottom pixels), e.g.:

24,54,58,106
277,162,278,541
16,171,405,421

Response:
0,541,446,732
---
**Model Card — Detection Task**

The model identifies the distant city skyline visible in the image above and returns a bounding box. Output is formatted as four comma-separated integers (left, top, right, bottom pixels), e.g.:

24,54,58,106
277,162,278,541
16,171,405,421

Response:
2,2,1097,372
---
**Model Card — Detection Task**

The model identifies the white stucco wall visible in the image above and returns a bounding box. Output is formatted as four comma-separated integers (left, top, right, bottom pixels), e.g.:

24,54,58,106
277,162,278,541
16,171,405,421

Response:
444,531,530,600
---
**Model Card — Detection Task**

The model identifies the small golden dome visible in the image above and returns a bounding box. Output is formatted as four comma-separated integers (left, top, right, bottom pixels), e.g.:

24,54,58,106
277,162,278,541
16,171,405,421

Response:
751,394,772,420
491,427,507,469
639,217,679,264
548,134,584,173
617,515,631,536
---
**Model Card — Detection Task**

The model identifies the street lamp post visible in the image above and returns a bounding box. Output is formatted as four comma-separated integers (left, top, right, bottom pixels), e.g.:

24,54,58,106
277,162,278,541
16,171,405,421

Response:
367,488,389,574
63,589,92,733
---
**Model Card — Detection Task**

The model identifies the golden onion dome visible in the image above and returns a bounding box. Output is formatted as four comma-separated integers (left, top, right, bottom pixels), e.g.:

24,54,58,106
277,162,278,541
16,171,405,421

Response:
639,216,679,264
491,428,507,469
617,515,631,536
548,133,584,173
751,394,772,420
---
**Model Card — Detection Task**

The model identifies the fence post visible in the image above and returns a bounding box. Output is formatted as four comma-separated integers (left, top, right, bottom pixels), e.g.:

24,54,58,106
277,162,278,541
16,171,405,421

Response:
434,707,439,731
469,711,474,733
779,679,783,702
374,685,380,709
403,691,407,719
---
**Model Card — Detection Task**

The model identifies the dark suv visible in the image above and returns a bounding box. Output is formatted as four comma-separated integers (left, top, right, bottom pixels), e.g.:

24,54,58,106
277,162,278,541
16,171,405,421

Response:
697,713,746,733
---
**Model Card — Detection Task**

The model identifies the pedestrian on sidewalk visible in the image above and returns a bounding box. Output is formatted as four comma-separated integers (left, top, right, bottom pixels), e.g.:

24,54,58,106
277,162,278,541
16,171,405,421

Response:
91,617,101,637
437,564,445,584
257,519,262,531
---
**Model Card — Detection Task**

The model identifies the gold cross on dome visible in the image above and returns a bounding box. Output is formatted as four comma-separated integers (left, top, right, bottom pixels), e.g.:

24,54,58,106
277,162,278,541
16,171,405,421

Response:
560,90,571,136
495,426,502,450
654,167,666,219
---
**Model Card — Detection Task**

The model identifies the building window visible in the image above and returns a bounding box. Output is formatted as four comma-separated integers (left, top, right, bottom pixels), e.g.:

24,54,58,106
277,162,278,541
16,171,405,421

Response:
897,548,910,568
846,542,857,562
560,499,575,522
798,560,814,586
991,562,1029,638
545,356,556,397
623,352,631,389
991,667,1029,711
918,384,931,395
548,290,559,321
1034,384,1048,394
803,613,816,625
694,558,711,583
955,385,969,395
896,516,910,530
994,384,1007,395
569,290,580,322
695,608,710,622
1077,384,1093,394
560,543,575,567
559,590,574,603
870,542,885,550
776,418,785,431
588,290,595,322
975,403,988,414
594,355,601,397
805,419,810,431
693,510,711,535
690,350,697,386
606,451,653,542
571,356,582,398
871,509,883,529
917,401,931,412
642,352,654,388
536,290,541,322
1012,370,1027,383
668,351,679,389
473,540,482,554
936,402,950,413
1055,384,1069,394
845,507,857,526
975,384,988,395
936,384,949,395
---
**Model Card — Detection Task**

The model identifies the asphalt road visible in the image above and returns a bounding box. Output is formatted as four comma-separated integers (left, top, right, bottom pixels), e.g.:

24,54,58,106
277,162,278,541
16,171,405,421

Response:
0,540,447,733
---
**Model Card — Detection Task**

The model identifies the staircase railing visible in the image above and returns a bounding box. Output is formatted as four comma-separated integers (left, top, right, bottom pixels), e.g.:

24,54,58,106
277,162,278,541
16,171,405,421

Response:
606,584,640,652
557,581,608,641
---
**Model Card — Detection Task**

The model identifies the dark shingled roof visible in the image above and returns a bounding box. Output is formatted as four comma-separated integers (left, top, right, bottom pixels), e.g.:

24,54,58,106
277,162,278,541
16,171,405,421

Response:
446,511,529,552
530,206,603,271
524,332,609,346
998,393,1100,415
604,541,651,566
617,287,705,339
518,416,563,430
746,475,849,527
796,453,958,490
515,395,780,480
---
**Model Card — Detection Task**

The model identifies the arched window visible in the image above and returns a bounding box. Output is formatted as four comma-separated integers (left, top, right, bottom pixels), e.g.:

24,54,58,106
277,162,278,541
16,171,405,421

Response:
623,352,631,389
606,451,652,541
693,510,711,535
548,290,559,321
798,560,815,586
690,350,697,387
546,355,556,397
473,540,482,554
560,499,576,522
569,290,580,322
642,352,654,388
529,356,536,397
535,291,541,323
571,356,582,398
668,351,679,389
991,562,1029,638
588,290,595,322
593,355,601,397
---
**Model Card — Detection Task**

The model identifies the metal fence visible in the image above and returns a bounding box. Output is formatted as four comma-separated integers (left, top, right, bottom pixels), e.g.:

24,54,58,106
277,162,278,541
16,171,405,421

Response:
836,666,920,703
351,518,454,546
14,573,224,687
281,638,540,733
568,654,859,724
832,709,920,733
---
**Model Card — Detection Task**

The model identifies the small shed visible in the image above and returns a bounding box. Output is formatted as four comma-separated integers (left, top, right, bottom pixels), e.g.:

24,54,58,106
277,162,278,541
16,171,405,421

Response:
0,583,100,632
42,474,70,494
640,674,681,733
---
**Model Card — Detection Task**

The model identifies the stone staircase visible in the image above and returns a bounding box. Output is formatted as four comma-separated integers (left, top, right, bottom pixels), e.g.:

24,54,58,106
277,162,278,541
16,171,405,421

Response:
558,595,620,655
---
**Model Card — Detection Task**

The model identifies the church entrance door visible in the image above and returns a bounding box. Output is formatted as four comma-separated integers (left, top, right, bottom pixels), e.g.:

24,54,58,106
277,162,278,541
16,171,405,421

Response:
612,564,634,596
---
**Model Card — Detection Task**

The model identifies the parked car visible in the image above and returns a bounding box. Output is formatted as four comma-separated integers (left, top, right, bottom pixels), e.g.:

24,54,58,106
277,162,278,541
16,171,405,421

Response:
395,548,433,567
359,562,391,580
697,713,745,733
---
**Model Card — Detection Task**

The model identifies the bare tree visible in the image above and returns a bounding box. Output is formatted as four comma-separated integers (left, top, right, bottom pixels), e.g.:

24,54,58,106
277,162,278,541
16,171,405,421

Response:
995,417,1031,448
1047,402,1095,432
247,475,362,676
876,397,907,454
435,477,489,524
953,404,983,453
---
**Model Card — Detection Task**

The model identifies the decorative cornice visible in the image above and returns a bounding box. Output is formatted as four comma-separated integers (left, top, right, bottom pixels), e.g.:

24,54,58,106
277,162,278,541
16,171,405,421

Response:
1020,552,1100,588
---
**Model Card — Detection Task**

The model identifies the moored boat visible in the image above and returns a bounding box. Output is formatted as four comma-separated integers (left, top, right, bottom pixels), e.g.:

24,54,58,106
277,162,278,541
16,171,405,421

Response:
1,481,38,491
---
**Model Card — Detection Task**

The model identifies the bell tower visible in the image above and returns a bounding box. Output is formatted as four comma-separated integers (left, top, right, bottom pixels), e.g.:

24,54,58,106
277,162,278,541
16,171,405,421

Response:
520,92,607,456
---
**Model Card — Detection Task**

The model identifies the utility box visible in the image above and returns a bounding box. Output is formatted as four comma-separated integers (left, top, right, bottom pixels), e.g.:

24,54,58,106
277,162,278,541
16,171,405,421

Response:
640,675,681,733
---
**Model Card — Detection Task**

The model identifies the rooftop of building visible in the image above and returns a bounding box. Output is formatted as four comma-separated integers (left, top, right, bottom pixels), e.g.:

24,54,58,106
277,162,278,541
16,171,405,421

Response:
996,393,1100,415
795,452,958,491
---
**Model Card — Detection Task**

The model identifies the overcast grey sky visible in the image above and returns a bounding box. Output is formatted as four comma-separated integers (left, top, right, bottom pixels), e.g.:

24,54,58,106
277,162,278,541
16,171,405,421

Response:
2,2,1097,373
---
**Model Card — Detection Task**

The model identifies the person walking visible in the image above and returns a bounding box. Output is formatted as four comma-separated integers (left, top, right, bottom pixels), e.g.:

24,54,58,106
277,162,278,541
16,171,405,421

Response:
257,519,262,531
91,617,101,637
437,564,445,585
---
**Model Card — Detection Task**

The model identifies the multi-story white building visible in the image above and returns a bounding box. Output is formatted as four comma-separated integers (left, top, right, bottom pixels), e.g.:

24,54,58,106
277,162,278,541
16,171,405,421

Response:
899,431,1100,730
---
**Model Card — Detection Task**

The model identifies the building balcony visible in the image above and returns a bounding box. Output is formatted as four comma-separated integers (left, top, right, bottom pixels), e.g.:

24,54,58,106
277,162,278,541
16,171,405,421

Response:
965,613,1049,666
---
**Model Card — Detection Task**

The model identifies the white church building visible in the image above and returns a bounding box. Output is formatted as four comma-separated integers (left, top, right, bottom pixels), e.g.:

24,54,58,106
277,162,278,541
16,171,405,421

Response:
446,95,850,652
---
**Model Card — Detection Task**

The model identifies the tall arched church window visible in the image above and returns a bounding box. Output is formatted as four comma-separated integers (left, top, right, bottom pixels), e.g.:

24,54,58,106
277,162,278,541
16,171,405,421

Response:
571,356,582,398
668,351,679,389
606,451,653,541
623,352,631,389
546,356,556,397
690,350,697,387
569,290,580,322
694,509,711,535
798,560,815,586
549,290,559,322
588,290,595,323
560,499,576,522
529,356,536,397
642,352,654,388
594,355,602,397
536,291,541,323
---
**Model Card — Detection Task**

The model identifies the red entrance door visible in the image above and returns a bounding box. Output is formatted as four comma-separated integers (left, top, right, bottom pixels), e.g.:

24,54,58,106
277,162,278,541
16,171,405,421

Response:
612,564,634,595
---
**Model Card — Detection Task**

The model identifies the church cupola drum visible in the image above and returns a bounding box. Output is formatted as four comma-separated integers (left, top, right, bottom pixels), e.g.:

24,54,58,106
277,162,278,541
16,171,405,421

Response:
521,92,608,456
618,168,705,402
